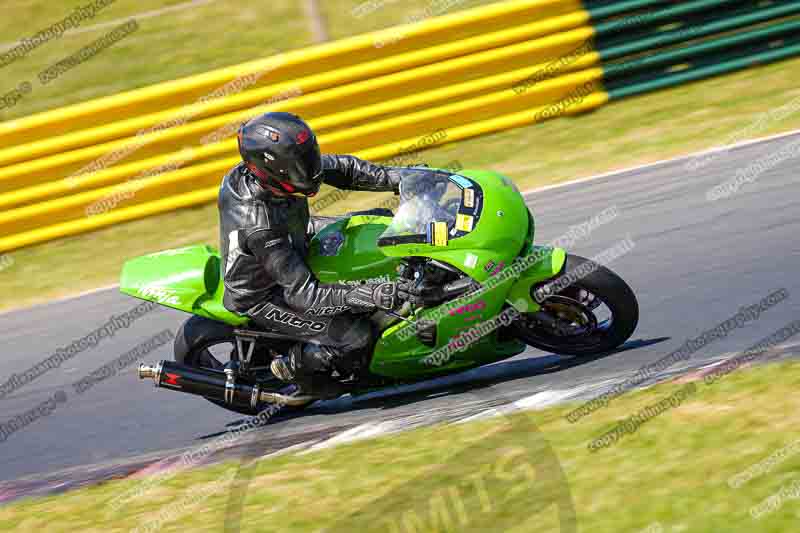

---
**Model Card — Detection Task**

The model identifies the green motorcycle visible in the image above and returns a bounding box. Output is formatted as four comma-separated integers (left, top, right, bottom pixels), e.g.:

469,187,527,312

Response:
126,168,638,415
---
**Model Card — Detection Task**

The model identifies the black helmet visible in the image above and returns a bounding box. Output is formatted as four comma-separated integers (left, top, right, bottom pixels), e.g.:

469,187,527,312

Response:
237,112,322,196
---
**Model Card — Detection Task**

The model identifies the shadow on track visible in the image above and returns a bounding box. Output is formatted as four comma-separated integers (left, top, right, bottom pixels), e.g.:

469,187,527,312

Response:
206,336,669,434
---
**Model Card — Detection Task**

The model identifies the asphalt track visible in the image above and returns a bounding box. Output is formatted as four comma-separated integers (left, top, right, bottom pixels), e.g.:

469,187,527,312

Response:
1,131,799,496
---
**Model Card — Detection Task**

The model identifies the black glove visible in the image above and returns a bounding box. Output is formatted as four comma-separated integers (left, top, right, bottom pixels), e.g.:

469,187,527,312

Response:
400,283,445,307
404,277,478,308
345,282,403,313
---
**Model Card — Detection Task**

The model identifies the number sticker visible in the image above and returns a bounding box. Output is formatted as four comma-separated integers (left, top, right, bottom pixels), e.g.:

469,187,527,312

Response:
463,188,475,208
456,213,474,232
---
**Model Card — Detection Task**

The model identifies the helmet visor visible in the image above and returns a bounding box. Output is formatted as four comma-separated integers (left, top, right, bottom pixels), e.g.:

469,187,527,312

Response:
286,142,323,196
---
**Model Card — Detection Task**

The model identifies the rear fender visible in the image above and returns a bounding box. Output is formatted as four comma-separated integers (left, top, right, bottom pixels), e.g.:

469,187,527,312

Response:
506,246,567,313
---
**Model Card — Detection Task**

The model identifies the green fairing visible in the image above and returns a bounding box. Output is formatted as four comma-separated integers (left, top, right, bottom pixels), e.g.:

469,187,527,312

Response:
379,169,529,284
371,247,567,378
507,246,568,313
120,245,249,326
119,168,567,382
307,215,401,285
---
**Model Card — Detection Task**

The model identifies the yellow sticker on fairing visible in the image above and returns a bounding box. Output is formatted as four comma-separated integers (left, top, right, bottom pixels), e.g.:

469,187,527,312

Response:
463,188,475,208
433,221,449,246
456,213,474,232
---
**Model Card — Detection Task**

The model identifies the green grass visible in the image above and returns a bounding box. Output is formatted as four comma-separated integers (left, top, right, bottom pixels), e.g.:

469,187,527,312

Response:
3,359,800,532
321,0,499,40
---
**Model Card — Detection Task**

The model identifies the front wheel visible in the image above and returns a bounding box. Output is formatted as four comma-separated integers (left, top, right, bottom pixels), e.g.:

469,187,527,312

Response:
508,254,639,357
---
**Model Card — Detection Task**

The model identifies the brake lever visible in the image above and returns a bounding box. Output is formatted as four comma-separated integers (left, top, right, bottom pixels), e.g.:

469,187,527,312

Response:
387,310,414,323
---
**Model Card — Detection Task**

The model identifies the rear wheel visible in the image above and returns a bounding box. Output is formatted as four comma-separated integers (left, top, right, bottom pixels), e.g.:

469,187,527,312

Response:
175,316,313,416
508,254,638,357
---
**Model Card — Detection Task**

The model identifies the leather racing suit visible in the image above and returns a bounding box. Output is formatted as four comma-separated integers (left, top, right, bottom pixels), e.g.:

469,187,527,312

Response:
218,155,412,395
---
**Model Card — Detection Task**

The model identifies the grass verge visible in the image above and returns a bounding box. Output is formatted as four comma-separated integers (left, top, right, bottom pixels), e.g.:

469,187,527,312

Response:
2,358,799,532
0,0,311,120
321,0,498,40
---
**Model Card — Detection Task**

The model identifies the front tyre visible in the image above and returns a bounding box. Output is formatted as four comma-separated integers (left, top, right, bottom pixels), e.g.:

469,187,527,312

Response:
508,254,638,357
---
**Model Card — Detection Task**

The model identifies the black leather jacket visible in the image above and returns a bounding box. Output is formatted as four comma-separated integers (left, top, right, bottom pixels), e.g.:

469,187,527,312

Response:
219,155,409,314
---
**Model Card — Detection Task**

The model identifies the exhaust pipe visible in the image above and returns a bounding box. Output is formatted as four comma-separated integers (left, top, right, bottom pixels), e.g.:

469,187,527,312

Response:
138,363,160,380
137,360,315,409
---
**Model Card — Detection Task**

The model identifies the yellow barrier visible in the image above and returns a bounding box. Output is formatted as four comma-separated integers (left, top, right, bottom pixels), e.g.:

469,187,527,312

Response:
0,0,606,253
0,91,609,253
0,11,592,168
0,0,585,148
0,188,221,254
0,34,600,203
0,145,227,210
0,65,602,212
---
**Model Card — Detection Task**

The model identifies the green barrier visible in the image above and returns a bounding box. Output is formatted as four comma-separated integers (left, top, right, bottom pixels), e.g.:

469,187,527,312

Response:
598,3,800,60
589,0,742,29
604,18,800,80
586,0,675,20
607,40,800,99
582,0,800,100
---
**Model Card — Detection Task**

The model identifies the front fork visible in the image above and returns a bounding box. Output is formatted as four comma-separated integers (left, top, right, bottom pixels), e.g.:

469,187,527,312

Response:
505,246,567,313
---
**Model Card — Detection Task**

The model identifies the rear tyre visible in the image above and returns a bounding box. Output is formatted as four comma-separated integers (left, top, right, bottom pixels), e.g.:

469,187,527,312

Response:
175,316,313,416
509,254,639,357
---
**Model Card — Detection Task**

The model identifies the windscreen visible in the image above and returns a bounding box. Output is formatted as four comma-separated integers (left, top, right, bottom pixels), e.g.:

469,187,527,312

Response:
379,169,463,240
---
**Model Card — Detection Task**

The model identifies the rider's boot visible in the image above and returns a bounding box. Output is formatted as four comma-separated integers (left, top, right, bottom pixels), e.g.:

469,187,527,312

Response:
271,344,346,400
269,345,298,382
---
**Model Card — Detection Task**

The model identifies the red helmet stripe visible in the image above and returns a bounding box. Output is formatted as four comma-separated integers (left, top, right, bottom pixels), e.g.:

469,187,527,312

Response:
247,163,305,196
246,163,269,180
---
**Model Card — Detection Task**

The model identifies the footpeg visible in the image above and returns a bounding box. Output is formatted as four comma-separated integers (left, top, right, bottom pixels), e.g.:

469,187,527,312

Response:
270,356,295,382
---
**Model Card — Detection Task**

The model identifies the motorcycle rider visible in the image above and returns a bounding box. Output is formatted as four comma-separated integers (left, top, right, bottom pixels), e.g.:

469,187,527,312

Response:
219,112,425,399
